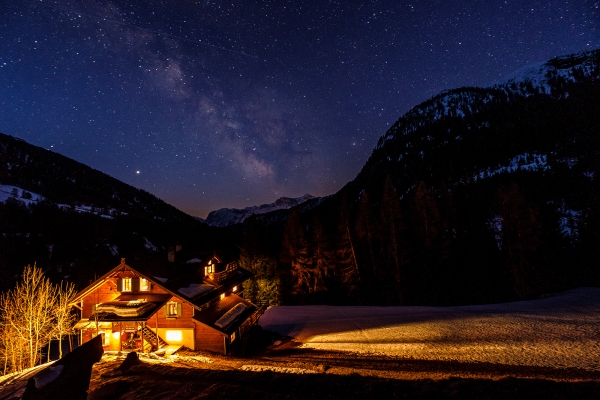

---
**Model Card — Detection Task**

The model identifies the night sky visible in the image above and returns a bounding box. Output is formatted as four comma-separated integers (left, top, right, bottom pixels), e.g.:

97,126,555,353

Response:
1,1,598,217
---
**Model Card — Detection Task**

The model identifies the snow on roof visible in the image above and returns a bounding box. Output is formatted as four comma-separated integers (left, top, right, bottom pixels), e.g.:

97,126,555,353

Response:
95,300,154,317
186,258,202,263
177,283,214,298
215,303,247,329
259,288,600,371
153,276,168,283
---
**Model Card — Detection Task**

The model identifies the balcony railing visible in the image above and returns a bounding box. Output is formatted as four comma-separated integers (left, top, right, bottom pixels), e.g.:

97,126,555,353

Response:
207,261,239,284
239,304,268,337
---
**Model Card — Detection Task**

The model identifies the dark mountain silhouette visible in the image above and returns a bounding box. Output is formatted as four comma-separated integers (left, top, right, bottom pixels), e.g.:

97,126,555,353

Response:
0,133,236,291
0,133,197,223
2,49,599,306
240,49,600,306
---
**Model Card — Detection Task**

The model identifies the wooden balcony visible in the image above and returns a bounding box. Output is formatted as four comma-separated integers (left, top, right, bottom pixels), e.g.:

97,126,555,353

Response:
207,261,239,285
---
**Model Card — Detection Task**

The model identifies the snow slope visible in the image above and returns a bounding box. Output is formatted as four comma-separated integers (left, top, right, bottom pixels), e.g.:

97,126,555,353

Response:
0,184,44,206
259,288,600,371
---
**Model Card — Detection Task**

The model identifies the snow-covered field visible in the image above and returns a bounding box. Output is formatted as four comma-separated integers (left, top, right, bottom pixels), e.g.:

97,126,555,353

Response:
259,288,600,371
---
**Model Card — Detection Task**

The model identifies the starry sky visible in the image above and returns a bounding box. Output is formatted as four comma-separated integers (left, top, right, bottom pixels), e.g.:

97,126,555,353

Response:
1,0,598,217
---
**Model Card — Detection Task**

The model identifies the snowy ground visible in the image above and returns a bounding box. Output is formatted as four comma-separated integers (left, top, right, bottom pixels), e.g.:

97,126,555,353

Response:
259,288,600,371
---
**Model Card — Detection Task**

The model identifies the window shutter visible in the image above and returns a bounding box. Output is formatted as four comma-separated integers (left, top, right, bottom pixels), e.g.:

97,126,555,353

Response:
163,305,168,317
92,304,97,313
116,278,123,292
176,303,182,317
131,277,140,292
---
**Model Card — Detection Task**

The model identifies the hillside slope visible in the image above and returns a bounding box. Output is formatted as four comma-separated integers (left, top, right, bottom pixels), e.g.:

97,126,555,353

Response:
240,49,600,306
0,133,235,291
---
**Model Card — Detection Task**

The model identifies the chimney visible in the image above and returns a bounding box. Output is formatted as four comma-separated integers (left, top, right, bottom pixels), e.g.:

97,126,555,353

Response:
168,247,175,263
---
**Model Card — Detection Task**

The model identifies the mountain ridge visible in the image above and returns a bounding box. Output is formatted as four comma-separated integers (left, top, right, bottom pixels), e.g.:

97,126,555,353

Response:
204,193,317,227
238,48,600,307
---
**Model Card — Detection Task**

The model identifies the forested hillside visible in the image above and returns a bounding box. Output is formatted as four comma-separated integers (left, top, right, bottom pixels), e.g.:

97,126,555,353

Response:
241,50,600,306
0,133,236,291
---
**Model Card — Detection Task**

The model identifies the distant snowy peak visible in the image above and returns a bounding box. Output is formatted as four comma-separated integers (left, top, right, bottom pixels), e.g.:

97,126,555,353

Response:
376,49,599,150
205,194,316,227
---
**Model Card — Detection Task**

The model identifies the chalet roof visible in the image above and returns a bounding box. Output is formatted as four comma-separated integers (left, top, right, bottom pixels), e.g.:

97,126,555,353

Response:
70,256,254,312
193,294,256,336
173,268,252,308
164,247,238,267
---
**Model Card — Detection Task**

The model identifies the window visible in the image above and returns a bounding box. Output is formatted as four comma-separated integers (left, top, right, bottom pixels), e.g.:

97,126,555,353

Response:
205,262,214,275
166,330,182,342
220,293,225,300
140,278,150,291
231,332,236,342
165,301,181,318
233,286,237,292
122,278,132,292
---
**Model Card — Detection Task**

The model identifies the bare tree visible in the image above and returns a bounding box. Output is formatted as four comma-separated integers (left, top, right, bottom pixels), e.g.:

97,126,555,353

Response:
0,264,75,374
52,281,77,359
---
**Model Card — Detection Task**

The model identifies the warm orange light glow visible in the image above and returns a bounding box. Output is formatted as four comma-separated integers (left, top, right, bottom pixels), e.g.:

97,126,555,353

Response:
220,293,225,300
166,330,182,341
112,331,120,340
233,286,237,292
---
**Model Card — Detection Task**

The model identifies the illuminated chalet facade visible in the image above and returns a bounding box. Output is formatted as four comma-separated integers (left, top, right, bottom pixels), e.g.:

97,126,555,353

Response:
70,253,262,355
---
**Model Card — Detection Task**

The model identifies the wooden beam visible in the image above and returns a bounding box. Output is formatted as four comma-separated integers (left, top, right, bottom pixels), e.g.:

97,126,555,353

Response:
141,321,144,354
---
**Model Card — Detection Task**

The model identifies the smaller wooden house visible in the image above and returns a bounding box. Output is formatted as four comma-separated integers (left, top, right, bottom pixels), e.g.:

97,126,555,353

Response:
70,254,262,355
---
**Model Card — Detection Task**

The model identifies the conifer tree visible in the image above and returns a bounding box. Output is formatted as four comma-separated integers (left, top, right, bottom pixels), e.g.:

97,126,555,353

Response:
311,216,334,294
354,191,376,273
334,198,360,293
241,217,280,305
496,183,541,299
280,209,313,295
379,175,407,303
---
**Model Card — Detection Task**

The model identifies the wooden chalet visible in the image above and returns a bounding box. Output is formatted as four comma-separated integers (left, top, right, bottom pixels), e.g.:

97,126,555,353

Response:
70,252,263,355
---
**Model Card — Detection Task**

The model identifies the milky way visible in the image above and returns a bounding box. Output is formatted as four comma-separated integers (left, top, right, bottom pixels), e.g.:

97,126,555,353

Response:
1,0,598,217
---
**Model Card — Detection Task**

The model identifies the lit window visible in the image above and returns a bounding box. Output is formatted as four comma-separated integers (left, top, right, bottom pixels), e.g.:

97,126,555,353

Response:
140,278,150,291
98,331,110,346
233,286,237,292
166,330,182,341
122,278,132,292
220,293,225,300
231,332,236,342
166,302,179,317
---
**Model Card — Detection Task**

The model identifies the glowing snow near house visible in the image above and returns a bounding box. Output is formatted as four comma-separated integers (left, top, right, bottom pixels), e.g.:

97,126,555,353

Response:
259,288,600,370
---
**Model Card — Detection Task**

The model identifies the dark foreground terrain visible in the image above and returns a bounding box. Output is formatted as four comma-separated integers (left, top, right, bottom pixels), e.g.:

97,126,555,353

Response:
88,343,600,400
1,337,599,399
